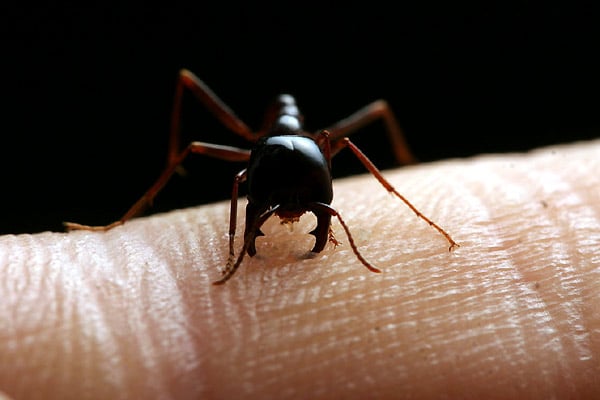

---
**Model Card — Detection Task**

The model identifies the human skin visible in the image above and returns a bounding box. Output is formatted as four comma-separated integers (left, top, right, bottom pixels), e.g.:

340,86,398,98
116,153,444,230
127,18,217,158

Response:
0,139,599,400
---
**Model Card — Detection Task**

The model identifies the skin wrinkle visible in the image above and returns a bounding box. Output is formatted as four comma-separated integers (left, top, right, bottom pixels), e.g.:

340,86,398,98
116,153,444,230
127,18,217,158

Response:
255,145,592,398
7,236,46,394
344,169,442,252
439,170,539,393
137,236,175,397
117,220,208,398
54,242,77,395
275,305,355,396
73,232,128,398
196,205,229,276
99,228,169,397
407,165,447,220
168,213,222,398
2,236,32,340
197,215,268,395
506,188,578,386
42,237,83,394
481,151,598,395
97,229,145,398
226,256,378,398
333,170,445,261
556,154,600,361
156,219,221,398
11,233,118,398
5,237,40,392
1,140,599,399
482,161,568,357
326,188,458,394
522,167,596,374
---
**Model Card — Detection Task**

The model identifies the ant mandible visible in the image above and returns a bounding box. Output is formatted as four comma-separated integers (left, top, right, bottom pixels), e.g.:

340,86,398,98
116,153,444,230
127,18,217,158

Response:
65,69,459,284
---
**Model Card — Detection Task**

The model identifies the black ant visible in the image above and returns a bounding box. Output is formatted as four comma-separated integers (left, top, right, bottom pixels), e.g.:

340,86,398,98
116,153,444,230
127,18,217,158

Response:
65,69,458,284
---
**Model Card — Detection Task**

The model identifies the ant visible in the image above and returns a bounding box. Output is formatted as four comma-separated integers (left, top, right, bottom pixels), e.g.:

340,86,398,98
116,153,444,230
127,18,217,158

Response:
65,69,459,284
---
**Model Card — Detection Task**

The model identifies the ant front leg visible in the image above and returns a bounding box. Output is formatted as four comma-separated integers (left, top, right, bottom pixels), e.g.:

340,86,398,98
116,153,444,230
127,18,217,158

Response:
64,142,250,231
325,99,418,165
226,168,247,262
214,205,280,285
330,136,459,251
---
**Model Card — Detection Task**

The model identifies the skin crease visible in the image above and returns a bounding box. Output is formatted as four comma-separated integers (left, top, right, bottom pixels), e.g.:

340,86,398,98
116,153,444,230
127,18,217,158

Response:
0,140,599,400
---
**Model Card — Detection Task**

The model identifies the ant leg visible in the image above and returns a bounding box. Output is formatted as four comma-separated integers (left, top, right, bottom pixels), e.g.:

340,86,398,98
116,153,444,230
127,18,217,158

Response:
332,137,459,251
314,130,332,170
64,142,251,231
324,100,418,165
67,69,257,232
214,205,280,285
227,169,247,263
167,69,256,165
309,202,381,273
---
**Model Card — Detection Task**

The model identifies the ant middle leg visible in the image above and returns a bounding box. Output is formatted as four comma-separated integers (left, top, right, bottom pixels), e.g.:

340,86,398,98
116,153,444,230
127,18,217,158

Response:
324,99,418,165
64,142,250,231
66,68,257,232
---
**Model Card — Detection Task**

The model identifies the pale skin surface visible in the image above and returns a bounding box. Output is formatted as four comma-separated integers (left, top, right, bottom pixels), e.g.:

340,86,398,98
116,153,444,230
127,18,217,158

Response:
0,139,599,400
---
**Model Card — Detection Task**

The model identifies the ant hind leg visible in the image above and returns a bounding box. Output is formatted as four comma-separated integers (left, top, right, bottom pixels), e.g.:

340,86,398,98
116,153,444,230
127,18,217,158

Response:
325,99,418,165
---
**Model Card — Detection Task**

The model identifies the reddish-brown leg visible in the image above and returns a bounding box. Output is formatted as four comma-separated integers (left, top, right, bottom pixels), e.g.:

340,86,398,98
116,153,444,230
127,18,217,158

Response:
330,136,459,251
213,205,280,285
313,131,380,273
64,142,251,231
66,68,261,232
325,99,418,166
309,202,381,273
167,69,257,165
226,169,247,262
313,130,332,169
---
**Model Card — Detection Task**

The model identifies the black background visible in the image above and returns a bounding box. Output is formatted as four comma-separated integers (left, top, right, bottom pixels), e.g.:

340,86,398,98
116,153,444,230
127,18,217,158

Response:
2,3,598,235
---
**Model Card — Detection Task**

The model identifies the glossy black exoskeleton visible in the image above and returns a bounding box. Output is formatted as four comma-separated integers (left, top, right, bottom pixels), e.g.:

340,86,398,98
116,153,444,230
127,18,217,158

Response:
65,70,458,284
245,135,333,257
